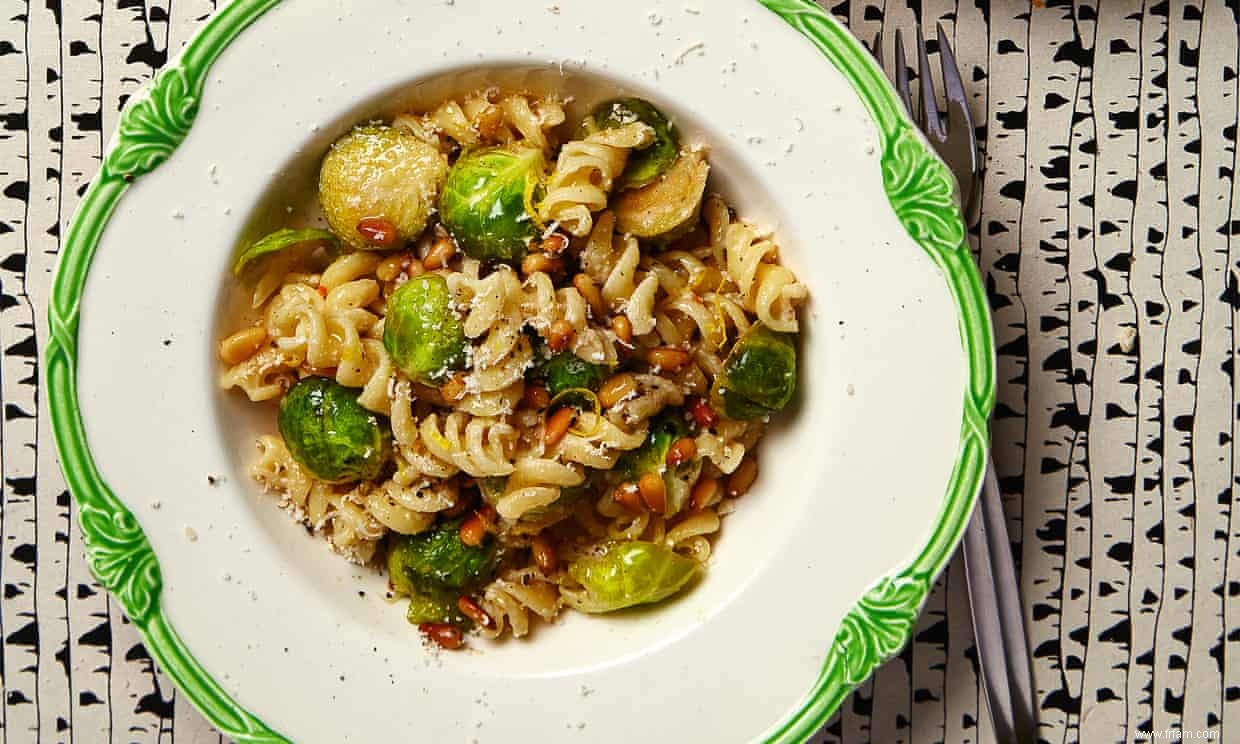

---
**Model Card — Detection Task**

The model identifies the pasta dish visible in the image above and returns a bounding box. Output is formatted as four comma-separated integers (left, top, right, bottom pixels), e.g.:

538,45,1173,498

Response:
218,88,807,649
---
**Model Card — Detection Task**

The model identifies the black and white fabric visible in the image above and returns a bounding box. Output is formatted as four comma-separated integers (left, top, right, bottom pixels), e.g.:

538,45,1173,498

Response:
0,2,1237,743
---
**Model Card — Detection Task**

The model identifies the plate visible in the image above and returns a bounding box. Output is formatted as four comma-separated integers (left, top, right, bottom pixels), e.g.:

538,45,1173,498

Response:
48,1,994,741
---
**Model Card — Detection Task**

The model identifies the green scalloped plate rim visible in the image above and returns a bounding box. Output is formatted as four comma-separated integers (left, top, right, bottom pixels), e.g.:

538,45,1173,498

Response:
45,1,995,741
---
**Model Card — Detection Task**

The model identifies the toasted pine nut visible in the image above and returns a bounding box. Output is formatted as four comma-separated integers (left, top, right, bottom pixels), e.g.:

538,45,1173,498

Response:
357,217,400,248
612,315,633,344
690,477,721,510
598,373,638,408
418,622,464,650
522,252,564,277
572,273,607,317
688,397,719,428
218,326,267,366
638,472,667,514
547,319,576,352
541,233,569,255
614,482,645,513
646,347,692,372
476,105,505,139
522,384,550,410
544,407,576,448
376,251,413,282
726,455,759,498
531,535,559,575
457,596,495,629
667,437,697,468
458,512,488,547
440,373,467,402
423,235,457,270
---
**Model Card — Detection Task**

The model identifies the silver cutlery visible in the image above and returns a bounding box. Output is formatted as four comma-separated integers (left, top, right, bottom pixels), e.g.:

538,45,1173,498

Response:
878,23,1038,744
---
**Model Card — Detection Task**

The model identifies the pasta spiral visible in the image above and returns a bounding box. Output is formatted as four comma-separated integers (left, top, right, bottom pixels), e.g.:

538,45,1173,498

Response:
580,211,660,335
397,89,566,152
722,221,808,333
477,568,562,639
539,123,655,236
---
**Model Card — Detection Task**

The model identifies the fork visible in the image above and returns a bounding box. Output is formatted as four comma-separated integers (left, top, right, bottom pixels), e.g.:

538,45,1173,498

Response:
878,23,1038,744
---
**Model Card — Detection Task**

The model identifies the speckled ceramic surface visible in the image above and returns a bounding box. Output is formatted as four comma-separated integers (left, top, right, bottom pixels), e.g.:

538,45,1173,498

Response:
48,1,991,741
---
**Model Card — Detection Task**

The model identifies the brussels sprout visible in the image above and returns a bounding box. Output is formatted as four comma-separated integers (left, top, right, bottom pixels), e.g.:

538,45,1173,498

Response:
563,541,699,613
710,323,798,421
613,149,710,239
383,274,468,384
440,146,545,263
231,228,339,276
404,589,465,626
387,518,501,592
615,411,698,515
319,125,448,250
387,519,501,626
539,351,609,398
582,98,679,190
277,377,391,483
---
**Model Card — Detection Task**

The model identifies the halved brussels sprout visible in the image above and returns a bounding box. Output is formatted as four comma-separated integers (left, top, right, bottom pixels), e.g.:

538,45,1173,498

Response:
582,98,679,190
710,323,798,421
388,518,501,592
383,274,468,384
277,377,391,482
563,541,699,613
319,125,448,250
231,228,338,276
439,146,545,263
539,351,609,398
387,519,501,626
613,149,709,239
615,411,698,515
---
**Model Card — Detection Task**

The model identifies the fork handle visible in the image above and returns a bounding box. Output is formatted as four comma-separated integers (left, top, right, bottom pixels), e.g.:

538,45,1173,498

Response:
962,460,1038,744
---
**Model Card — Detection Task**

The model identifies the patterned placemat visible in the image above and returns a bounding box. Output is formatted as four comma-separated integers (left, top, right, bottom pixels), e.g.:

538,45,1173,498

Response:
1,2,1236,742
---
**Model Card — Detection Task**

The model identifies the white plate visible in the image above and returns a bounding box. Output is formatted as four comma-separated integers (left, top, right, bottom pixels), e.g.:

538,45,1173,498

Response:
48,1,994,741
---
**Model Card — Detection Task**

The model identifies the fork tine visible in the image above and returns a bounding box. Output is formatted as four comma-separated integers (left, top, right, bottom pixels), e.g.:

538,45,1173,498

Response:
870,29,882,63
894,29,913,117
917,23,945,140
936,22,977,174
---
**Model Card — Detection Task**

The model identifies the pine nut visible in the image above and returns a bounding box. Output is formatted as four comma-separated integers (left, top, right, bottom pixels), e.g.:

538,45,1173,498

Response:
357,217,400,248
614,482,645,513
422,235,457,270
690,477,721,510
598,373,637,408
218,326,267,365
544,407,576,448
612,315,633,344
440,373,467,402
572,273,606,317
376,251,413,282
646,347,692,372
458,512,488,547
531,535,559,575
522,384,550,410
638,472,667,514
522,252,565,277
726,455,758,498
476,105,505,139
541,233,569,254
547,319,576,352
418,622,464,650
457,596,495,629
666,437,697,468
